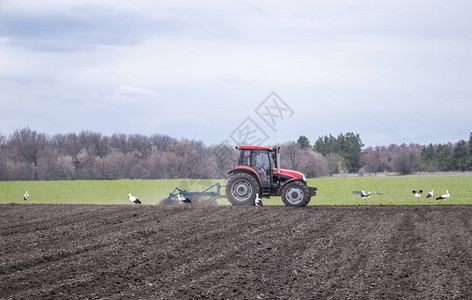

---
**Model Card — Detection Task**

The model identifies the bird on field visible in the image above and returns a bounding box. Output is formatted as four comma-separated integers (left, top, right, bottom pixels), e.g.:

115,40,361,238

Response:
352,191,383,204
412,190,423,198
128,193,141,204
426,191,434,199
436,190,450,201
255,193,263,211
23,191,29,201
177,193,192,205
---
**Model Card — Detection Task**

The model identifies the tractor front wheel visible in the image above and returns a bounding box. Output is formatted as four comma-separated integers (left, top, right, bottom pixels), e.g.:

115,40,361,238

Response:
281,181,310,207
226,173,259,206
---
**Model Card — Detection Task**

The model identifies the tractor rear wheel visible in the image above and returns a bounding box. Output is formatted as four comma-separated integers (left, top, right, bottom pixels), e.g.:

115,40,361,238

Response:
226,173,259,206
281,181,310,207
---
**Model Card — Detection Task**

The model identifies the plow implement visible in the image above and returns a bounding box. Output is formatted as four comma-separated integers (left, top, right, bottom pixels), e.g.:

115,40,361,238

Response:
161,182,222,206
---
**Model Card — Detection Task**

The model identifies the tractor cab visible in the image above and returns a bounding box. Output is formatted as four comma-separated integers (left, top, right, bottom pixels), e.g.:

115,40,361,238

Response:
238,146,273,187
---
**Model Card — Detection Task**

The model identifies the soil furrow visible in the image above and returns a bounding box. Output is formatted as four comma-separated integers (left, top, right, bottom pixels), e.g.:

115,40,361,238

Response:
1,205,471,299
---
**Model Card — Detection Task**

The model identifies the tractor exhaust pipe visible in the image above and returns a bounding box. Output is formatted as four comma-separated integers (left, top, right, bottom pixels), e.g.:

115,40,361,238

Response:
274,147,281,182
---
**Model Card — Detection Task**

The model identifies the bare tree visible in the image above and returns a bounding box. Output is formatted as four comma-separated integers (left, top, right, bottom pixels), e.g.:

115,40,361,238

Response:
301,150,329,178
6,160,32,180
78,130,109,157
211,141,238,178
281,142,304,170
75,148,95,179
54,155,76,180
124,150,147,179
150,134,178,151
0,134,7,180
91,150,127,179
109,133,128,152
128,134,151,156
148,147,178,179
280,142,329,178
325,153,346,176
9,128,48,177
361,146,390,175
391,144,421,175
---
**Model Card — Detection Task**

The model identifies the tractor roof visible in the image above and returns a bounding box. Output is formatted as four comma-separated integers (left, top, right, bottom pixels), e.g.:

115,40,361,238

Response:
237,145,272,151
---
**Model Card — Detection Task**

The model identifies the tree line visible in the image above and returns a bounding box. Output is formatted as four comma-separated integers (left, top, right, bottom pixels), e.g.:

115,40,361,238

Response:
299,132,472,176
0,128,237,181
0,128,471,181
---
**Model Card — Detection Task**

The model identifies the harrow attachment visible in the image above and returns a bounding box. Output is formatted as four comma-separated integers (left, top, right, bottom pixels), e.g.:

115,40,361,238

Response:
162,182,222,206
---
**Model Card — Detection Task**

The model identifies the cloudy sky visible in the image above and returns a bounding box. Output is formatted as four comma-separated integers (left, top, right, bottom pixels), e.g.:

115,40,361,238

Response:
1,0,471,147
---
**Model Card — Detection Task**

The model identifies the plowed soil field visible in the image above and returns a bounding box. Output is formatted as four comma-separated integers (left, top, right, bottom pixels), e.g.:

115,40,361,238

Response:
1,204,471,299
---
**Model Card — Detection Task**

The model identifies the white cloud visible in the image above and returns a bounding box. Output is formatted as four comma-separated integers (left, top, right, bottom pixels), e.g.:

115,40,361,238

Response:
116,85,156,98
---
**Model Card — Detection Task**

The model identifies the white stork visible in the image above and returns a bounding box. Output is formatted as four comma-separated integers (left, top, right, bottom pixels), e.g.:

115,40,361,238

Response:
426,191,434,199
352,190,383,204
436,190,450,201
177,193,192,205
23,191,29,201
412,190,423,199
128,193,141,204
255,193,263,211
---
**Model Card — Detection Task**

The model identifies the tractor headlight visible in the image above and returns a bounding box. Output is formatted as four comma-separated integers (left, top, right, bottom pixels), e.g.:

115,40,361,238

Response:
302,174,307,182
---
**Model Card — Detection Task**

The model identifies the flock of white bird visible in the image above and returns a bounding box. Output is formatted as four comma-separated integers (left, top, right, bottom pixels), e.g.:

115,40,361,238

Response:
352,189,451,203
412,190,451,201
128,191,264,210
20,189,452,206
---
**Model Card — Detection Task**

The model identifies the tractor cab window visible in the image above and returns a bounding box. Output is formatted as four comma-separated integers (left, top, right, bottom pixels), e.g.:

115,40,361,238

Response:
241,150,251,166
251,150,271,185
251,151,270,170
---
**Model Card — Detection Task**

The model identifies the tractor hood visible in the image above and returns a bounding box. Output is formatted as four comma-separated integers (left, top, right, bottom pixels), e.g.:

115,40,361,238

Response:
273,168,305,181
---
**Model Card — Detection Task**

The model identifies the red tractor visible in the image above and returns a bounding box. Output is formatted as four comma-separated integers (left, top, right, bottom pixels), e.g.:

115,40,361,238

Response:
226,145,317,207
